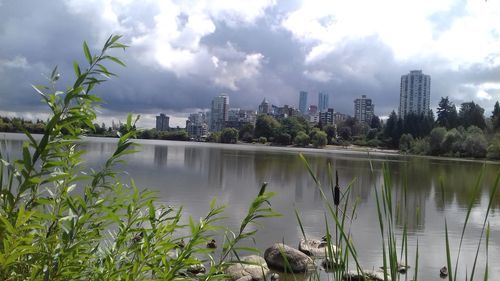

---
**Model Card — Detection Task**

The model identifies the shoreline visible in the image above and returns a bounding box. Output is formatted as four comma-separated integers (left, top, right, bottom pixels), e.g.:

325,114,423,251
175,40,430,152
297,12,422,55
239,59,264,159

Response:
1,131,498,164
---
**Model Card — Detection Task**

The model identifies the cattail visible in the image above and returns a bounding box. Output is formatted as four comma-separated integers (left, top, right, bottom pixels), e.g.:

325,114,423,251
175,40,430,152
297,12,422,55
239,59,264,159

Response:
334,170,340,206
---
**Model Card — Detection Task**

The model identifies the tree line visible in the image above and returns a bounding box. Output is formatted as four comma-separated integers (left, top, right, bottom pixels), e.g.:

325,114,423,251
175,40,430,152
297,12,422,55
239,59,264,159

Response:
2,98,499,159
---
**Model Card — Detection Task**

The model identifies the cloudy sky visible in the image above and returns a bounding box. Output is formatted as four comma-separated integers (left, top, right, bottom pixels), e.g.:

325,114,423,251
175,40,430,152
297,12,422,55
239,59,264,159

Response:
1,0,500,128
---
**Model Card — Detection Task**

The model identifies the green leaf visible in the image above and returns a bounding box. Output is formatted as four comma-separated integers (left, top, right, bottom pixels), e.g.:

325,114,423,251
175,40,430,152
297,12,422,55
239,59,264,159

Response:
105,55,126,67
83,41,92,64
73,61,81,77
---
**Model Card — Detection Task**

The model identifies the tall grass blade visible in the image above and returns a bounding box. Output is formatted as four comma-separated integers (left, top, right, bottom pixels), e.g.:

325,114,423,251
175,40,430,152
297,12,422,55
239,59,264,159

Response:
444,219,453,281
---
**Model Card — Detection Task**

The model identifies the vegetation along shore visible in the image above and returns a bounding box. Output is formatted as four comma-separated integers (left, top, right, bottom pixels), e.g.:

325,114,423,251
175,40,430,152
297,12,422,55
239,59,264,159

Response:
1,36,499,281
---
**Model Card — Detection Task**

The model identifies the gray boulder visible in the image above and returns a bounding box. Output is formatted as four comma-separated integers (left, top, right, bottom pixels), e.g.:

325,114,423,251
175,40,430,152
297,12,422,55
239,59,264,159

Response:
343,269,391,281
264,243,314,273
225,255,269,281
298,238,338,257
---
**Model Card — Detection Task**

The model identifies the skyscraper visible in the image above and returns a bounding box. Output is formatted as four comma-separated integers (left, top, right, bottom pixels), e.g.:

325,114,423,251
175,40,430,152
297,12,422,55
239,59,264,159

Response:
399,70,431,117
299,91,308,113
318,92,329,112
354,95,374,123
210,94,229,132
258,98,271,114
155,113,170,131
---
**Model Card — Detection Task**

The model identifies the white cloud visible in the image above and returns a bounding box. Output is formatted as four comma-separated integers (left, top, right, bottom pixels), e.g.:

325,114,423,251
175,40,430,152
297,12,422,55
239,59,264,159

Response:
476,90,492,101
213,52,264,90
0,56,29,69
303,69,332,82
281,0,500,69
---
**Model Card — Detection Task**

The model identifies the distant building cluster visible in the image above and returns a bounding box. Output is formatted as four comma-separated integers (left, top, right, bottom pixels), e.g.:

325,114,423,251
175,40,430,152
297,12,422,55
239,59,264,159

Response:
154,69,431,139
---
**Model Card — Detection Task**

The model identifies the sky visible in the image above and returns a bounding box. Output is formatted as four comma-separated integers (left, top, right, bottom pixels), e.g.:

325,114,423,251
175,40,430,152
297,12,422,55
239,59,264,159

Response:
1,0,500,128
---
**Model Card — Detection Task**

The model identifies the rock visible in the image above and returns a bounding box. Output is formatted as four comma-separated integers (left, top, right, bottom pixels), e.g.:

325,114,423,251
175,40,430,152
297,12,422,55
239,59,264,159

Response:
264,243,315,273
440,266,448,278
379,262,409,274
343,269,391,281
321,256,344,271
187,263,206,275
225,255,269,281
298,238,338,257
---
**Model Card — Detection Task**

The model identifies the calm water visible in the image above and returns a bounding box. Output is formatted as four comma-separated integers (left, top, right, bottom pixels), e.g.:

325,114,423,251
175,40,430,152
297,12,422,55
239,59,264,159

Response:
2,133,500,280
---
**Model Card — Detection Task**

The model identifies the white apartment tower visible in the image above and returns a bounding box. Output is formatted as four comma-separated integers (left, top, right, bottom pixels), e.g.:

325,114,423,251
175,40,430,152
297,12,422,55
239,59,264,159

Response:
354,95,374,123
210,94,229,132
399,70,431,117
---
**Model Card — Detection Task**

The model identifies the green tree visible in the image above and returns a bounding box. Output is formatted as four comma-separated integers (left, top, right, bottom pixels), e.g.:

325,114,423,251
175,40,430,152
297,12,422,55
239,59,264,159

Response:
254,114,280,140
370,115,382,129
220,128,239,143
383,111,402,148
491,101,500,131
436,96,459,129
311,131,327,148
459,101,486,129
429,127,447,155
207,132,220,142
274,132,292,145
338,126,352,141
323,124,336,144
280,116,309,139
238,123,254,142
462,126,488,158
293,131,310,147
399,133,414,152
441,128,464,156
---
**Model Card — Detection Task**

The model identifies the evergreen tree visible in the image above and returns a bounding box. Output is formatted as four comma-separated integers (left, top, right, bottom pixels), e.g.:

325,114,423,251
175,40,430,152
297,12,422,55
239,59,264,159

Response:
492,101,500,131
370,115,382,129
436,97,458,129
459,101,486,129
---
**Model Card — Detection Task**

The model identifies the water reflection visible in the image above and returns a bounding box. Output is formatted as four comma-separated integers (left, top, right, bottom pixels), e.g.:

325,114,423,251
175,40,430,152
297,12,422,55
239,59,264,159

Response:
1,134,499,280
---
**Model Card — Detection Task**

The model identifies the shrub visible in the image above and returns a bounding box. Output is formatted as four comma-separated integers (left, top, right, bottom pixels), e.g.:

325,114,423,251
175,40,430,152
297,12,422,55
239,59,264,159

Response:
220,127,239,144
399,133,414,152
274,132,292,145
429,127,447,155
311,131,327,148
0,36,279,280
207,132,220,142
487,140,500,160
462,132,488,158
441,128,464,156
410,138,430,155
258,136,267,144
293,131,310,147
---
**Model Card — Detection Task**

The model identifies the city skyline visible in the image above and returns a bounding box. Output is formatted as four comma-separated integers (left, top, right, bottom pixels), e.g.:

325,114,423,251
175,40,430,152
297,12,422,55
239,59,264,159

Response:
1,0,499,128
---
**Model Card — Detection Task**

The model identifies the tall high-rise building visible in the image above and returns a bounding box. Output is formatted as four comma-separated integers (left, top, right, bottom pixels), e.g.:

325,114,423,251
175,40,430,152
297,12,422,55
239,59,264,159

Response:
299,91,308,113
399,70,431,117
210,94,229,132
155,113,170,131
258,98,271,114
318,92,329,112
354,95,375,123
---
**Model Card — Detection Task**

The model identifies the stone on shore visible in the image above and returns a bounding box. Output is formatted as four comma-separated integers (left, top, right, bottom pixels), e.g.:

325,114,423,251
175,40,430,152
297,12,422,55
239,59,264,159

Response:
298,238,338,257
343,269,391,281
225,255,269,281
264,243,314,273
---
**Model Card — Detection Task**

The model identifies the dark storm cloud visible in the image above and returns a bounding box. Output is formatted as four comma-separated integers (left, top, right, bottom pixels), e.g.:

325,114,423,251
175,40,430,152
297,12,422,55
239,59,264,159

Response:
1,0,499,125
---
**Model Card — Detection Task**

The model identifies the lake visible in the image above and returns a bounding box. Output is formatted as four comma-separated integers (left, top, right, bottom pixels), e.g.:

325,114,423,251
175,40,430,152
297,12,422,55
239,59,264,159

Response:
2,133,499,280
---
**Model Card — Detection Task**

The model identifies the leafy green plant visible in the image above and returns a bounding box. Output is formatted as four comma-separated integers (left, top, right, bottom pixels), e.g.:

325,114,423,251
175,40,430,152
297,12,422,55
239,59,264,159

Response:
0,35,277,281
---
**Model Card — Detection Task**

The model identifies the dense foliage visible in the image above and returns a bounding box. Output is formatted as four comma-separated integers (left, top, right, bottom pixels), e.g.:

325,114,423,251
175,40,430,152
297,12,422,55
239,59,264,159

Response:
0,36,279,281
